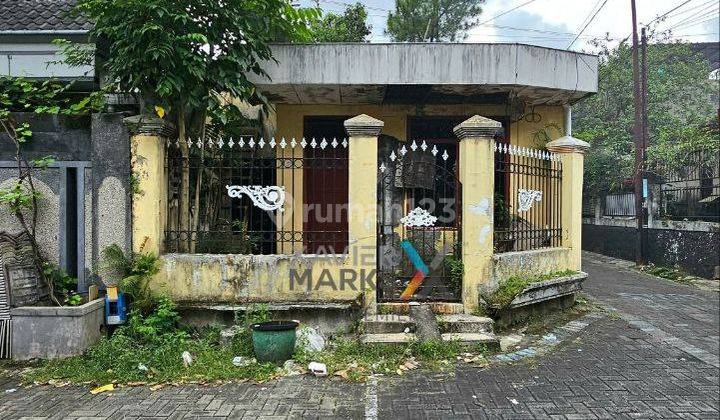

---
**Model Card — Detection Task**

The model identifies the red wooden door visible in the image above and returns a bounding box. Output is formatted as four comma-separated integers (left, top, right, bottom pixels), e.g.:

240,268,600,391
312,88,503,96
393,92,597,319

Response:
303,117,349,254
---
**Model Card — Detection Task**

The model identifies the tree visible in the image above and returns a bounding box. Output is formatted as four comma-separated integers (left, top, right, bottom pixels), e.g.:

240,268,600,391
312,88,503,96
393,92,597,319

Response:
385,0,483,42
70,0,318,251
312,3,371,42
574,39,718,194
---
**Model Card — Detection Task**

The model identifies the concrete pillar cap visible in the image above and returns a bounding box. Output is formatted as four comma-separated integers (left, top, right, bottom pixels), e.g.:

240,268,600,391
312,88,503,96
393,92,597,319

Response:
546,135,590,154
123,114,176,138
453,115,503,140
344,114,384,137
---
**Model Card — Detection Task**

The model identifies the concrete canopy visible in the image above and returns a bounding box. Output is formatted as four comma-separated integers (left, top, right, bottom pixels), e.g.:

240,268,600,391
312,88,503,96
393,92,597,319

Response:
250,43,598,106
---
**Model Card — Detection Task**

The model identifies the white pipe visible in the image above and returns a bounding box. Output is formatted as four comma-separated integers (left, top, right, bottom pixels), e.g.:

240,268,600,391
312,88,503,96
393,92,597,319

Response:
563,105,572,136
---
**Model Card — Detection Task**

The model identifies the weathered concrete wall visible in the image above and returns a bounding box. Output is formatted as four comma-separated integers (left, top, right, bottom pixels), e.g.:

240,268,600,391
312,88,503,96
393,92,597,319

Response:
251,43,597,104
582,223,720,279
0,168,62,264
91,113,132,279
0,112,132,288
0,114,91,161
150,252,373,304
583,216,719,232
180,305,358,337
491,247,574,289
11,298,104,360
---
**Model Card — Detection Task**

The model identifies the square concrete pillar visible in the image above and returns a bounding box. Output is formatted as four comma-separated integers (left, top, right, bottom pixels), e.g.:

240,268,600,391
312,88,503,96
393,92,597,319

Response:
344,114,383,314
546,135,590,271
454,115,502,313
123,115,175,256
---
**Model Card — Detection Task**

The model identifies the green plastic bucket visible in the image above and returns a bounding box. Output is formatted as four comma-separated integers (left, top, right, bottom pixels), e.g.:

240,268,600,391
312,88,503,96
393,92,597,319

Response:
251,321,299,364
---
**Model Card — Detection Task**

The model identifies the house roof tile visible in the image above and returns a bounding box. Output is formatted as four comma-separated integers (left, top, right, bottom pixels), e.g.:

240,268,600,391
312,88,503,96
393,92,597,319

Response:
0,0,92,32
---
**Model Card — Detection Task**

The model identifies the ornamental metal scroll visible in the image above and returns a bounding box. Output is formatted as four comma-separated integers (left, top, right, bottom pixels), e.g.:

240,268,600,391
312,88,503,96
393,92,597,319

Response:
517,189,543,212
400,207,438,227
225,185,285,212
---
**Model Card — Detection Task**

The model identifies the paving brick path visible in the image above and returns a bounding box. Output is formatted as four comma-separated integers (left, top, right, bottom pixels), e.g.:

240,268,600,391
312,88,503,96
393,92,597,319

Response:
1,252,718,419
582,251,720,361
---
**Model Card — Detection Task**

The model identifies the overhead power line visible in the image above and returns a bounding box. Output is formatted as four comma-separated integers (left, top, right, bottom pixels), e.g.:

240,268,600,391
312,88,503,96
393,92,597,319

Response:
321,0,392,13
568,0,609,49
644,0,693,26
666,2,719,29
670,13,720,31
475,0,538,27
662,0,716,22
667,8,719,31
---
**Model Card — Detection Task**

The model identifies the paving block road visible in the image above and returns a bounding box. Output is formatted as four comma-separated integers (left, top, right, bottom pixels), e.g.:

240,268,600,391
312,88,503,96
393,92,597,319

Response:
1,251,718,419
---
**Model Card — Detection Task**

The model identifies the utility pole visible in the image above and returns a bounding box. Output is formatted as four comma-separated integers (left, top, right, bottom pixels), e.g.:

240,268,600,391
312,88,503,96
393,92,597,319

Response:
631,0,645,265
640,27,650,250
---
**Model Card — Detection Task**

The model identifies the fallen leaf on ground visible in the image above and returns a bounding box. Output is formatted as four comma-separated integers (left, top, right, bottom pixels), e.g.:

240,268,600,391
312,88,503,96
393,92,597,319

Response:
149,384,164,391
126,382,147,387
90,384,114,395
48,379,69,388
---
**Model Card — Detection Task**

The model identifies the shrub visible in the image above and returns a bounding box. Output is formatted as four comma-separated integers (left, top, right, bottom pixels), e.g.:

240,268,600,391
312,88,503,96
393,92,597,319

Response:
102,244,160,315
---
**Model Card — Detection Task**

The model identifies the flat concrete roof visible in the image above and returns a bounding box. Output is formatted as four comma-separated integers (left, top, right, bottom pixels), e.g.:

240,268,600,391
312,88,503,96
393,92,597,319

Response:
250,43,598,106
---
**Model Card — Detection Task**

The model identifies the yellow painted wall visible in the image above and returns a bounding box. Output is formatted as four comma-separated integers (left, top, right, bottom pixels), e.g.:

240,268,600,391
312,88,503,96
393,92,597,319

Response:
272,104,565,148
140,104,575,306
150,252,372,304
131,134,167,255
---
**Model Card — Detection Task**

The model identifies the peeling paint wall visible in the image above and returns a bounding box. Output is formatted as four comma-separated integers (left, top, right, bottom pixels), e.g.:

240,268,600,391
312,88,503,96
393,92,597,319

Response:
490,247,573,291
150,252,372,304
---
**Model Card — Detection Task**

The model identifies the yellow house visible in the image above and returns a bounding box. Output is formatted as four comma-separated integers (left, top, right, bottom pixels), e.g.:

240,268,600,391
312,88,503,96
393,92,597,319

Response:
128,43,597,331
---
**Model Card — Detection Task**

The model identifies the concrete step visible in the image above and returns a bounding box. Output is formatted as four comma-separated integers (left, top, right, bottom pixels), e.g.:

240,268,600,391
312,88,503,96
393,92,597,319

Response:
376,302,465,315
437,314,495,334
361,314,414,334
441,332,500,350
360,332,416,344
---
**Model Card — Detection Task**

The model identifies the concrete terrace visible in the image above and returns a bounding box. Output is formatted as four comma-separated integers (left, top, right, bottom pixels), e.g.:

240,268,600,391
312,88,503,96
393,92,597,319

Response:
250,43,598,105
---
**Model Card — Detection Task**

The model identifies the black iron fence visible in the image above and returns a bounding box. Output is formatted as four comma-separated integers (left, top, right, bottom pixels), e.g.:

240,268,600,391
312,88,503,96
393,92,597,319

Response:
585,149,720,222
658,183,719,221
654,149,719,221
494,143,563,252
165,136,349,254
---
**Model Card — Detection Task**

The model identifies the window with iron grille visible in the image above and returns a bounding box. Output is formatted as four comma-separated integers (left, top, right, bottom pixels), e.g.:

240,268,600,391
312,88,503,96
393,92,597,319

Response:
494,143,563,253
165,135,349,255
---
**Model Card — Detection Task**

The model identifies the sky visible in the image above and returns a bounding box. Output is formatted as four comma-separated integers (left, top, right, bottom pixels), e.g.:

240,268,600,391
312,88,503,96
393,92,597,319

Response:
297,0,719,52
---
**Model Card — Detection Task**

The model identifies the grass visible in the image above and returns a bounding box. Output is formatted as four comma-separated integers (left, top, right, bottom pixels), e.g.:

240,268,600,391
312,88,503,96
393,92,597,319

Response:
639,264,696,284
22,327,281,386
19,327,485,386
293,337,476,381
484,270,578,310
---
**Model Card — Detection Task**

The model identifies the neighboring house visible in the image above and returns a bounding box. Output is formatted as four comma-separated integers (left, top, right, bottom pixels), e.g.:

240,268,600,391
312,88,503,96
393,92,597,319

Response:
0,0,94,82
582,42,720,279
1,1,599,344
0,1,110,301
